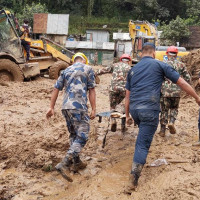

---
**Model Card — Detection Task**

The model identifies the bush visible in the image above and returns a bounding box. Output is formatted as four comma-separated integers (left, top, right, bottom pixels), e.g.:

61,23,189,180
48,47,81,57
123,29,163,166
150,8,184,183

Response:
17,2,48,27
160,16,190,45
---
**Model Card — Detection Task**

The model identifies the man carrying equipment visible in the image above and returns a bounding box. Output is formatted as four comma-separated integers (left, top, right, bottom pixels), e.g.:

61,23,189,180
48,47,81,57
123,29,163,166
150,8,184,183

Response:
96,54,131,131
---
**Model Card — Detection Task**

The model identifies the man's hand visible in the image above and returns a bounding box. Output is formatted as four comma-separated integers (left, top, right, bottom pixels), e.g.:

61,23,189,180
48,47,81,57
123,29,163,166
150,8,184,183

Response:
126,116,133,126
46,108,54,119
90,109,96,120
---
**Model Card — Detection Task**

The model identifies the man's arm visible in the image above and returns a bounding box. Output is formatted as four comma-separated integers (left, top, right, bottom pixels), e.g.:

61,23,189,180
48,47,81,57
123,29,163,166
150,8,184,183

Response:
46,88,59,119
96,64,114,75
125,89,133,125
125,89,130,118
177,77,200,105
88,88,96,120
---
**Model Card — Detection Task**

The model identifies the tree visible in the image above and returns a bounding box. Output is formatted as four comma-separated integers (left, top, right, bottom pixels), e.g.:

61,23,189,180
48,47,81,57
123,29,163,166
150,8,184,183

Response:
17,2,48,27
160,16,190,45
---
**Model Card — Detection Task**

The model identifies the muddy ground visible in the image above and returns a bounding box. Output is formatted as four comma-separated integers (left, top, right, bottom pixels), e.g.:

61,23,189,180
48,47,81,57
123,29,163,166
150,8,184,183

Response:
1,66,200,200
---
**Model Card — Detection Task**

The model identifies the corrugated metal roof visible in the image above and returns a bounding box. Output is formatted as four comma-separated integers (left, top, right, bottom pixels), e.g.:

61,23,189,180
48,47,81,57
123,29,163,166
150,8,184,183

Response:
86,30,109,42
47,14,69,35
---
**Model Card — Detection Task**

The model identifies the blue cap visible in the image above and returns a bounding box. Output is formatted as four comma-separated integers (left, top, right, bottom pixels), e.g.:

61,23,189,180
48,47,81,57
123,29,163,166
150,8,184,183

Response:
142,42,156,50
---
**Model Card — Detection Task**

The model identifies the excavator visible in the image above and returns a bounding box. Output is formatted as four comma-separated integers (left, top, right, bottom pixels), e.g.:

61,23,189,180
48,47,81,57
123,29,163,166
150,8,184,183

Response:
0,9,74,82
128,20,189,63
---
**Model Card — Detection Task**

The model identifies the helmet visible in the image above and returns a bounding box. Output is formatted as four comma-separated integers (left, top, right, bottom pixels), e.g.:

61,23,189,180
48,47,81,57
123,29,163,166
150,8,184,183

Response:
166,46,178,54
72,52,89,64
120,54,131,62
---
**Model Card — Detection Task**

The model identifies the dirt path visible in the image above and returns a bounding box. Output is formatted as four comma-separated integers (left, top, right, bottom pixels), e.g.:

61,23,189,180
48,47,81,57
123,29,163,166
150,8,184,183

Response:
0,67,200,200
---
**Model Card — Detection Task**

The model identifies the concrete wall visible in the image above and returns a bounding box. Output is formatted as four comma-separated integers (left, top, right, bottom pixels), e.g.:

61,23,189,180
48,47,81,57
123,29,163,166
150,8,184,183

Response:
66,41,114,50
81,50,114,66
65,40,114,66
115,40,132,58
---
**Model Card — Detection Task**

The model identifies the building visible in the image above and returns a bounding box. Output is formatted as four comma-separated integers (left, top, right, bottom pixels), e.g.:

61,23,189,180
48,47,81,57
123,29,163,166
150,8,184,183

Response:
113,33,132,58
182,26,200,50
33,13,69,45
86,29,110,42
65,41,114,66
65,29,114,66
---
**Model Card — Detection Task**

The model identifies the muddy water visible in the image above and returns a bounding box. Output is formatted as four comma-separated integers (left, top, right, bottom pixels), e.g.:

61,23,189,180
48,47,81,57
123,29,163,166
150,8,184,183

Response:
1,66,200,200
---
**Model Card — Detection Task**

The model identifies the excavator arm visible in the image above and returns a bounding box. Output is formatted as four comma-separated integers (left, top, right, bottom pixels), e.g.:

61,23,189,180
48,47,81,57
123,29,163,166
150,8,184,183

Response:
129,20,158,63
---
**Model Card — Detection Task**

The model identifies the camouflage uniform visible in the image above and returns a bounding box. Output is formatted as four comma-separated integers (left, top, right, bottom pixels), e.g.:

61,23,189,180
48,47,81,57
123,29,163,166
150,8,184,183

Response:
96,62,131,108
160,58,191,125
55,62,96,159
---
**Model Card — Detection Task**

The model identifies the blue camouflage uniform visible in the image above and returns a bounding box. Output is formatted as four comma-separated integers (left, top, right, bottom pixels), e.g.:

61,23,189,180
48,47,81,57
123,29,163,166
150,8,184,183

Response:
55,62,96,158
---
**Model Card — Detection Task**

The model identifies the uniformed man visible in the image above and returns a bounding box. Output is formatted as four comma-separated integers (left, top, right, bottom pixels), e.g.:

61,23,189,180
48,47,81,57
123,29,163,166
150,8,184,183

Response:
125,42,200,193
96,54,131,131
46,52,96,181
159,46,191,137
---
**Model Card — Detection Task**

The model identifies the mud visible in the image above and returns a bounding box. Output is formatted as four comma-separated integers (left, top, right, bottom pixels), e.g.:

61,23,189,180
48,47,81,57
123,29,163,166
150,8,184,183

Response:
0,66,200,200
182,49,200,88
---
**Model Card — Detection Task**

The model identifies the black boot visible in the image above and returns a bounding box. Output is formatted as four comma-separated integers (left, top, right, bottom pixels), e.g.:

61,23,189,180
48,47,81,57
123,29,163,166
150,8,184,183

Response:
55,155,73,182
121,117,126,132
125,162,144,194
158,124,166,137
71,156,87,172
111,118,117,132
168,117,176,134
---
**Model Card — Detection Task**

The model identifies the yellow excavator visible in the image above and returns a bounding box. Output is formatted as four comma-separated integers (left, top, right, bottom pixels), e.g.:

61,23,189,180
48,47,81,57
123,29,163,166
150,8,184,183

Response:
128,20,189,63
129,20,158,63
0,9,74,82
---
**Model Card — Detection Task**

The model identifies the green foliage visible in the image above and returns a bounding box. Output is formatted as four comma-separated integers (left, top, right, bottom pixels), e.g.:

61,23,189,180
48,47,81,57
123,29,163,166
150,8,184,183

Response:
16,2,48,27
1,0,200,36
68,15,128,36
160,16,190,45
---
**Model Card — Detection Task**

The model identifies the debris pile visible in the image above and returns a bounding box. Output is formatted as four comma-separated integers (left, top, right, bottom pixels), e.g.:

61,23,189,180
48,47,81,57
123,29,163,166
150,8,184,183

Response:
182,49,200,88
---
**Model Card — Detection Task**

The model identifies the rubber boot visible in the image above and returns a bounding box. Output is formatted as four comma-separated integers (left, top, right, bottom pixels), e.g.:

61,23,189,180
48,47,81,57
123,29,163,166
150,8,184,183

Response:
168,118,176,134
71,156,87,172
55,155,73,182
121,117,126,132
124,163,144,194
111,118,117,132
158,124,166,137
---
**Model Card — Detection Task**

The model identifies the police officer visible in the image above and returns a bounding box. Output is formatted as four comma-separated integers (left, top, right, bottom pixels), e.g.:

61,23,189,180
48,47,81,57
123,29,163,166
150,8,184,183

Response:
159,46,191,137
46,52,96,181
96,54,131,131
125,43,200,193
